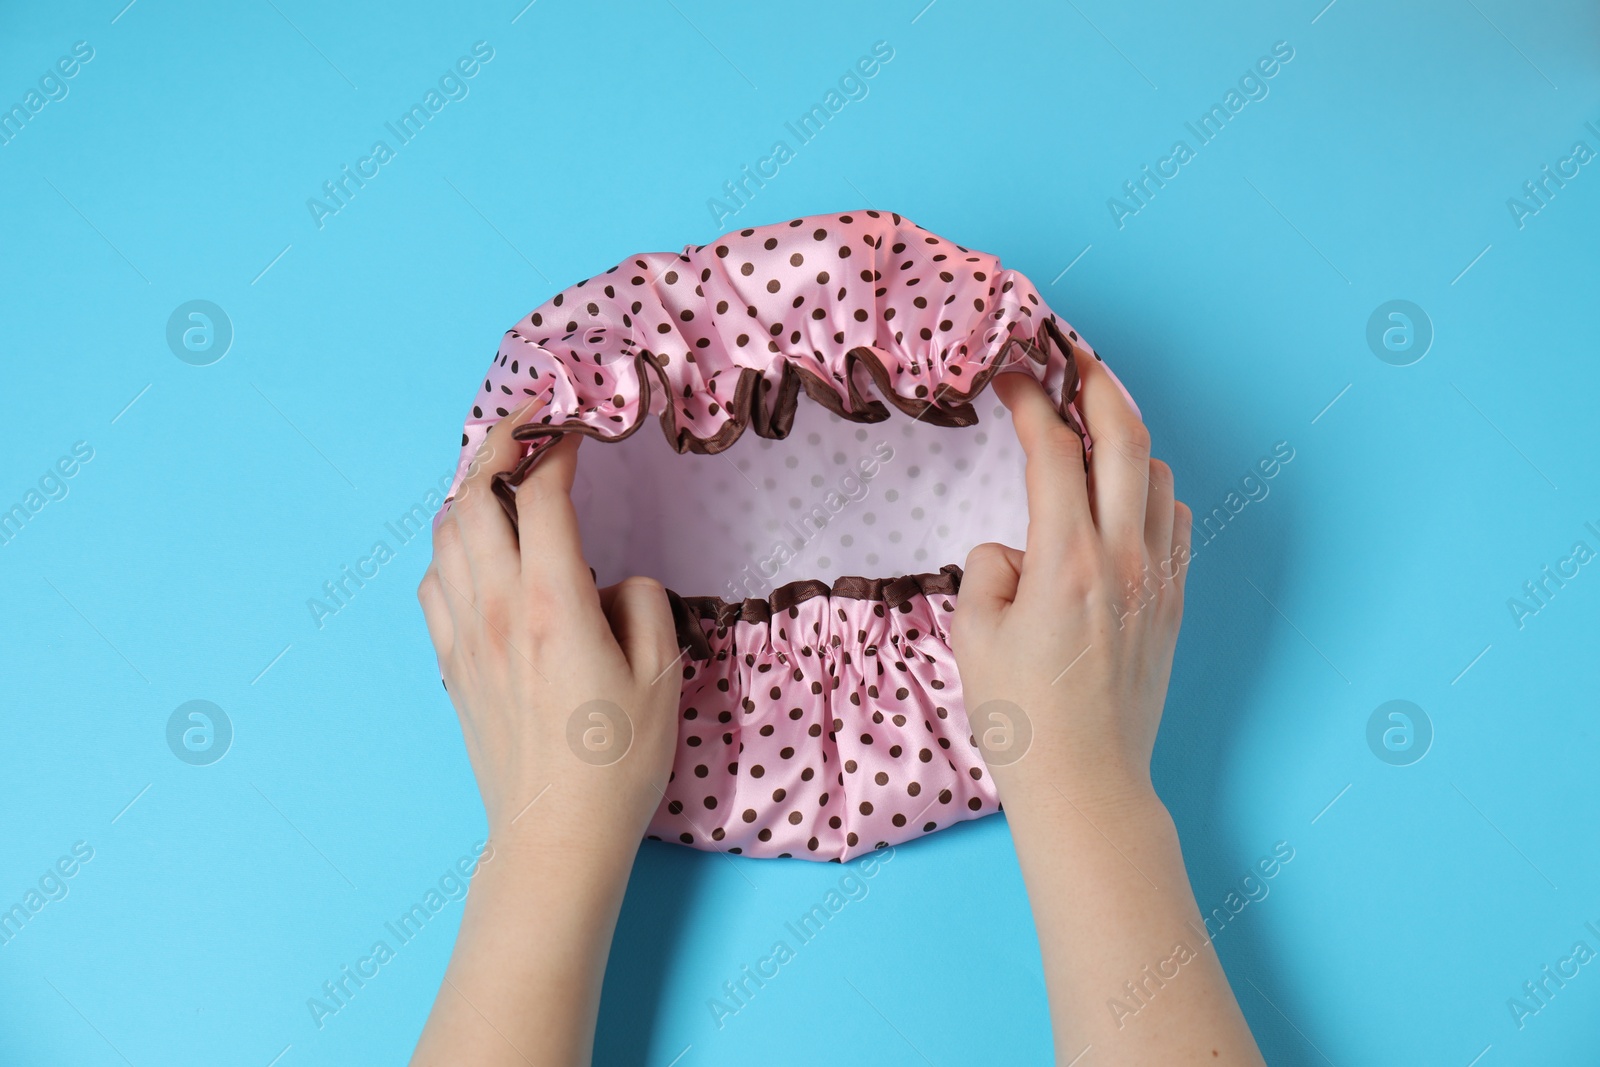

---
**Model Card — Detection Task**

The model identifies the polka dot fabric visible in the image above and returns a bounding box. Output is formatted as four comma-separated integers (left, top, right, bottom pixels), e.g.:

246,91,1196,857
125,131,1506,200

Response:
442,210,1100,495
656,567,992,861
441,211,1139,861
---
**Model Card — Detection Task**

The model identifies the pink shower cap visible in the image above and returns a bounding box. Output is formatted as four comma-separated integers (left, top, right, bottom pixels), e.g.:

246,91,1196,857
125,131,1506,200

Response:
444,211,1134,861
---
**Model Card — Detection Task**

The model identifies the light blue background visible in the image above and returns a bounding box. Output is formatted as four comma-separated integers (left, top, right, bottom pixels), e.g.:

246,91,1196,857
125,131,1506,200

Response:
2,1,1598,1064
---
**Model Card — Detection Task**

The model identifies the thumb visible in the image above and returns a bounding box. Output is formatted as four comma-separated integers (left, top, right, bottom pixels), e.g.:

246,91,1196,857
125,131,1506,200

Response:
957,542,1024,633
599,576,680,685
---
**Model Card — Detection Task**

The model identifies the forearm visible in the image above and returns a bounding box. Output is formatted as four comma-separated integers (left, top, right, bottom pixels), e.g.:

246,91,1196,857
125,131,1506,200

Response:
410,840,636,1067
1006,782,1264,1065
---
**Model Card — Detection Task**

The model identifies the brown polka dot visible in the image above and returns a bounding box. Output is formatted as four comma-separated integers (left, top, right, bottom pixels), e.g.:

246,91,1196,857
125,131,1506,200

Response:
874,771,889,786
750,765,765,778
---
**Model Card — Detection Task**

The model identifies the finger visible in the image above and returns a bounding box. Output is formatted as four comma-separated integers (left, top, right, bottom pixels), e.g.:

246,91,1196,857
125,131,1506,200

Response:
417,566,455,656
456,398,543,594
596,580,620,617
1144,460,1174,569
1078,352,1152,552
992,373,1093,565
429,512,473,618
955,541,1024,636
515,433,598,608
1170,501,1194,592
600,576,679,685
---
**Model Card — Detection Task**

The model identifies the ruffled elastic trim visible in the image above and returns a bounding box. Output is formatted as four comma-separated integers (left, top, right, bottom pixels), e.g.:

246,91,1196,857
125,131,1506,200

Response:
665,565,963,661
444,210,1094,530
508,316,1079,454
485,316,1084,537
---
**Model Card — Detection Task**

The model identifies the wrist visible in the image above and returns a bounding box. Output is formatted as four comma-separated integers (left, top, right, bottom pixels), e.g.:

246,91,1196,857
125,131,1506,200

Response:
468,823,640,934
998,768,1169,847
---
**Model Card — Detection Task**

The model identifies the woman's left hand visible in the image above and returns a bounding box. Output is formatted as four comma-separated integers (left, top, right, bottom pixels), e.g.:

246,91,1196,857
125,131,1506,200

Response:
411,401,684,1067
417,400,684,861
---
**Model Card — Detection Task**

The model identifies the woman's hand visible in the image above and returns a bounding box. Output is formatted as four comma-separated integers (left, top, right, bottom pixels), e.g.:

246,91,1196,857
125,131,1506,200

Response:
952,357,1189,815
951,356,1264,1064
417,400,682,858
411,401,684,1067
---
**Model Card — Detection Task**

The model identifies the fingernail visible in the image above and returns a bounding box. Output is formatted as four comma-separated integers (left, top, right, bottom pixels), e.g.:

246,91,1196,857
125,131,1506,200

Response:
507,395,544,422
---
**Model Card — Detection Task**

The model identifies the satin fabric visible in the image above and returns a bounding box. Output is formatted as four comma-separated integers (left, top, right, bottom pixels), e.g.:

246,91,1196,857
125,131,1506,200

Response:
441,211,1139,859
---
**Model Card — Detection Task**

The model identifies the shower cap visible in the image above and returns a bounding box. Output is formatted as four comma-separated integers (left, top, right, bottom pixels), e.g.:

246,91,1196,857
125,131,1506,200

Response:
443,211,1132,861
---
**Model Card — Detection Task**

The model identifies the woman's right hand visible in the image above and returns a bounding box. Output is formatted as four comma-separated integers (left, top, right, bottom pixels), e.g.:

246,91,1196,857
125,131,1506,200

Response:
951,355,1191,817
950,355,1264,1064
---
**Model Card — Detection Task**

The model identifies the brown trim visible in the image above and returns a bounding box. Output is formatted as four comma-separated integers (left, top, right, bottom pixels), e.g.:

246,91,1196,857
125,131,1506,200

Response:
494,315,1082,499
478,312,1090,651
666,565,963,657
